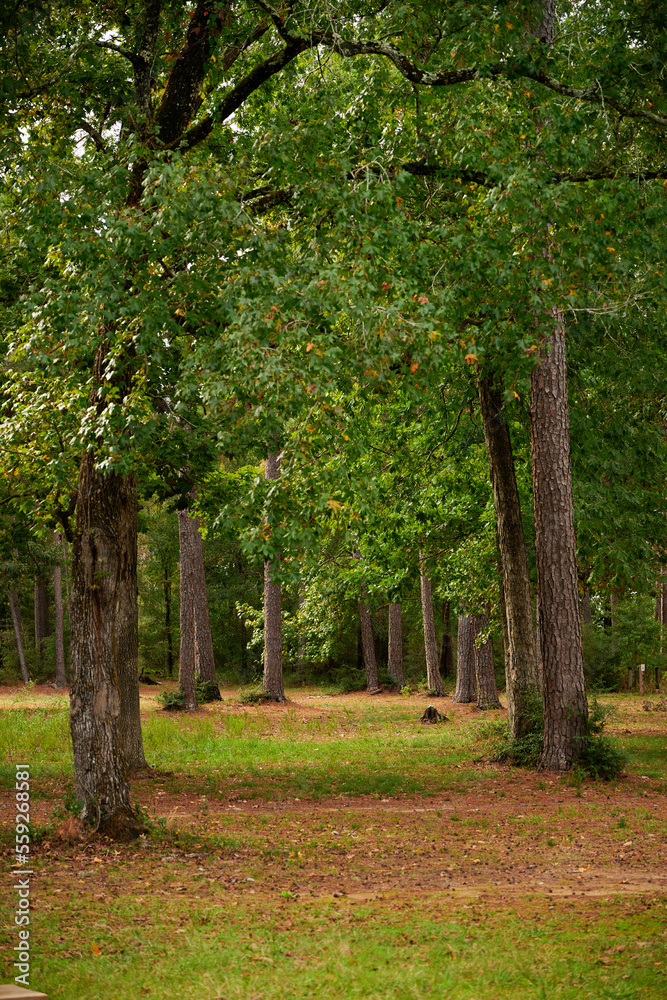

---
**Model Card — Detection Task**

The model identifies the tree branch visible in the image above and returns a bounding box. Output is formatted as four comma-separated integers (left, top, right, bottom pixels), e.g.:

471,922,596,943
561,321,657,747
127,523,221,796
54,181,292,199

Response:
533,71,667,128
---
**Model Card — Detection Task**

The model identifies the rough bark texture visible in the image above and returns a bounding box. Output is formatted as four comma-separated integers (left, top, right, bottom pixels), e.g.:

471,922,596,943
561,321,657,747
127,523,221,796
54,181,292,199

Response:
479,372,538,736
53,557,67,688
388,602,404,686
359,599,380,691
34,578,50,657
530,327,588,770
178,508,197,710
179,509,220,698
420,569,444,696
263,451,285,702
69,451,144,839
472,614,501,710
453,614,476,703
439,601,454,678
9,589,29,683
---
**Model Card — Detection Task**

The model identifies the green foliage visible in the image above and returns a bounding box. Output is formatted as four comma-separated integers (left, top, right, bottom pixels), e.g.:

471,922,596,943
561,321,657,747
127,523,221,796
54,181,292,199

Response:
196,680,222,703
238,687,271,705
156,689,185,712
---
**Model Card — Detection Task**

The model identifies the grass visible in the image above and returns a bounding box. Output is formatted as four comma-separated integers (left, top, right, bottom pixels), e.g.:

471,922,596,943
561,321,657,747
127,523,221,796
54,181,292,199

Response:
0,689,666,999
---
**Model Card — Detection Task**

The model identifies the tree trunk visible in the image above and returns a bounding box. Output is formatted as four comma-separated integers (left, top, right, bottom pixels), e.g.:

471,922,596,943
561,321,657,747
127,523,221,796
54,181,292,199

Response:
263,451,285,702
582,590,592,625
530,326,588,770
180,509,220,698
61,534,71,616
479,372,538,737
472,614,501,710
69,450,144,839
439,601,454,678
164,566,174,676
8,589,29,684
115,481,147,770
34,578,50,658
420,566,444,696
453,614,476,703
388,602,404,686
178,508,197,710
53,550,67,688
359,598,380,692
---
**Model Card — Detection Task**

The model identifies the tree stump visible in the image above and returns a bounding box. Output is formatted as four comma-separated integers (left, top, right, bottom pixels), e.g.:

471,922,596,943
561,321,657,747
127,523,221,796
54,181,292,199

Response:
420,705,447,724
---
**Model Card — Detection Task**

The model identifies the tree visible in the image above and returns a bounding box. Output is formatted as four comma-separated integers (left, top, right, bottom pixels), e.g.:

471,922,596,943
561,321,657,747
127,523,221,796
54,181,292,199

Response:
472,614,501,711
263,451,285,702
420,563,444,696
387,602,404,686
453,615,476,704
178,508,221,700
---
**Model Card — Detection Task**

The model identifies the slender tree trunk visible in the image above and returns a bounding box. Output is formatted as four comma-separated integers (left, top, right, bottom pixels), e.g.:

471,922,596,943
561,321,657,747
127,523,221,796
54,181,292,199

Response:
530,326,588,770
453,614,476,703
114,483,147,770
61,534,71,616
53,550,67,688
420,565,444,696
69,448,144,839
582,590,592,625
472,614,501,710
164,566,173,677
178,508,197,710
479,372,538,737
8,589,29,684
359,598,380,692
185,510,220,698
34,578,50,658
440,601,454,678
296,588,306,683
388,602,404,686
263,451,285,702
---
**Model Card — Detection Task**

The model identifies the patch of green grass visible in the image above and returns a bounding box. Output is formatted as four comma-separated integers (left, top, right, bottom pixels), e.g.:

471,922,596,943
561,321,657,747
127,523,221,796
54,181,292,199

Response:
7,886,666,1000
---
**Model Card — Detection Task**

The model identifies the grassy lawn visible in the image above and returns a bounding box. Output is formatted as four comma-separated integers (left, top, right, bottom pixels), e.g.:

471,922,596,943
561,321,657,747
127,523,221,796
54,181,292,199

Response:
1,688,666,999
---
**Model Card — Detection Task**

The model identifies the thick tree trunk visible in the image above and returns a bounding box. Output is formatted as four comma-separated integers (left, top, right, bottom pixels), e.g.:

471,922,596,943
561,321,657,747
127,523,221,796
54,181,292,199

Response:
420,567,444,696
472,614,501,710
178,509,197,710
388,602,404,686
164,566,174,676
69,450,144,839
453,614,476,703
439,601,454,678
263,451,285,702
53,554,67,689
34,578,50,658
8,589,29,684
359,598,380,692
179,509,220,698
530,326,587,770
479,372,538,737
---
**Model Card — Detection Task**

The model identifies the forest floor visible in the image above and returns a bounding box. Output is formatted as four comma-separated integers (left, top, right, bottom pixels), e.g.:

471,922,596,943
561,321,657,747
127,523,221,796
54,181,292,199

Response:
0,686,666,999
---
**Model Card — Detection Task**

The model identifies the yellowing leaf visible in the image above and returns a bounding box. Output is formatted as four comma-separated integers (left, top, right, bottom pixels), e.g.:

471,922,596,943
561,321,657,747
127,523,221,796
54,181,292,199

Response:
410,362,419,373
326,499,342,511
464,353,478,365
306,343,314,352
513,391,520,400
91,944,101,956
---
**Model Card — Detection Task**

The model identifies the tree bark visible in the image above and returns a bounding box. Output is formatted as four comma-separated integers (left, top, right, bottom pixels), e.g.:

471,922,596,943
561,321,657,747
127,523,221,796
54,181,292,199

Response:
388,602,404,686
8,589,29,684
178,508,197,710
453,614,476,703
69,449,144,839
53,549,67,688
530,326,588,770
179,509,220,698
479,372,538,736
34,577,50,658
263,451,285,702
420,566,444,695
472,614,501,710
359,598,380,692
439,601,454,678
